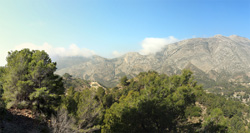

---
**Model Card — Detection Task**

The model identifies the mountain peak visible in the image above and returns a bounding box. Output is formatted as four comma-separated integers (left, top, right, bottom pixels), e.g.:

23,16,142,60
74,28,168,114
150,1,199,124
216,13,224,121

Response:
229,35,250,44
212,34,233,41
123,52,141,57
213,34,224,37
56,35,250,88
229,35,240,38
92,55,107,60
212,34,229,39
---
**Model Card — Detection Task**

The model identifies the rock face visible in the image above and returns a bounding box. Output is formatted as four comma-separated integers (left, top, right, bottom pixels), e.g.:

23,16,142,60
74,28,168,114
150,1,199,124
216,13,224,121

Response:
56,35,250,87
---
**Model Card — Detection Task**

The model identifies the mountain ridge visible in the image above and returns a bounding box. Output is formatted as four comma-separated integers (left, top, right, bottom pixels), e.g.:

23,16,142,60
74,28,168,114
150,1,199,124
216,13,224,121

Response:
55,35,250,88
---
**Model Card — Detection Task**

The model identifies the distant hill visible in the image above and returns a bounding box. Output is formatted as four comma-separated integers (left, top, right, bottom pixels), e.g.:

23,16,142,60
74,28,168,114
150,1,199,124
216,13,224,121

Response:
55,35,250,88
54,56,90,70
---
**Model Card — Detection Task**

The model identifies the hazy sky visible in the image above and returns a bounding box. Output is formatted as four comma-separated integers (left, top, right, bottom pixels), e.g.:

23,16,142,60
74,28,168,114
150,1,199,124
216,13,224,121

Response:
0,0,250,66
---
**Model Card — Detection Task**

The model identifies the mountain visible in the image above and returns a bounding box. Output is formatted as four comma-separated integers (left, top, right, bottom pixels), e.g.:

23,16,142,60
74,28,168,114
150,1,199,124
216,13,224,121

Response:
55,35,250,88
54,56,90,70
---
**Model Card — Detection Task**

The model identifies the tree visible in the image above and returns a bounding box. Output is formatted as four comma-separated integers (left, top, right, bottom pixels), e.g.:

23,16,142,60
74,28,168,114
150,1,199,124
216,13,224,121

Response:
102,70,201,132
229,115,246,132
51,108,76,133
3,49,32,108
2,49,64,115
61,88,104,132
95,87,105,103
63,73,72,80
120,76,129,86
62,87,78,115
202,108,228,132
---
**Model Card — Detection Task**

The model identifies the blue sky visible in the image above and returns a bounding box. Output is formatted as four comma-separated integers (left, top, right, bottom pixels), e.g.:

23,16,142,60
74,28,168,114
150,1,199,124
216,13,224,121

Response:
0,0,250,66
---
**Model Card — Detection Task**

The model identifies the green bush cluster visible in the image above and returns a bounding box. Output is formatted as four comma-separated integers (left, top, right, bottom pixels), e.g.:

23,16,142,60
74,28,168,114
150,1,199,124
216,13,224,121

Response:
1,49,64,116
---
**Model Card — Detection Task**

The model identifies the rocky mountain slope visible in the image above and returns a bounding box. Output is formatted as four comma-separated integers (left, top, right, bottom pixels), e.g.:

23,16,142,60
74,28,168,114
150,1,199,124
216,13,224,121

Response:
55,35,250,88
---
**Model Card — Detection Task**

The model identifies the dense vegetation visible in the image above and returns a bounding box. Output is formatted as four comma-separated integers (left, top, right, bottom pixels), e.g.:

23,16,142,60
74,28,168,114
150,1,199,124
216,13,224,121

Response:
57,70,250,132
2,49,64,116
1,49,250,132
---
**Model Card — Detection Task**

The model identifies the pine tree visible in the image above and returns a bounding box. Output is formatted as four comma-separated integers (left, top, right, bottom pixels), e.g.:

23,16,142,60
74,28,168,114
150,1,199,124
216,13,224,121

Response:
3,49,64,115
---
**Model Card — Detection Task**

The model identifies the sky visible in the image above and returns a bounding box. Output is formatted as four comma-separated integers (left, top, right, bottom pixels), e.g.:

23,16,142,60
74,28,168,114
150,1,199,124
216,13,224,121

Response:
0,0,250,66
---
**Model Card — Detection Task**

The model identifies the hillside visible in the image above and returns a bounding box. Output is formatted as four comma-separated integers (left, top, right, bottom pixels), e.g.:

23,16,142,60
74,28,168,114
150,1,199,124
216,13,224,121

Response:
55,35,250,88
1,55,250,132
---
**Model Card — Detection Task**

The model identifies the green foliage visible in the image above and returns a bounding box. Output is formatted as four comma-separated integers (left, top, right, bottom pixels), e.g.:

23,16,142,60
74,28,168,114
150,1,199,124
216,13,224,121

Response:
185,106,202,117
95,87,114,108
75,89,103,132
95,87,105,101
120,76,129,86
63,74,90,91
62,87,78,115
100,70,250,132
102,94,113,108
202,108,228,132
61,87,104,132
197,92,245,118
197,90,250,132
2,49,64,115
2,57,250,133
102,70,202,132
229,115,246,132
63,73,72,80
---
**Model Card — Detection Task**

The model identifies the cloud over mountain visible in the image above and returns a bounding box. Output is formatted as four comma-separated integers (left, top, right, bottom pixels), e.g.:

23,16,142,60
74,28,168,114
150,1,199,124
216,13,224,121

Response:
139,36,178,55
55,35,250,88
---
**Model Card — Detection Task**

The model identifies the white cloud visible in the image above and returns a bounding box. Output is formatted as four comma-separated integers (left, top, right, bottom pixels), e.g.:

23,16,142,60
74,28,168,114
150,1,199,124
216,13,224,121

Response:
0,43,95,66
112,50,125,58
139,36,178,55
14,43,95,58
